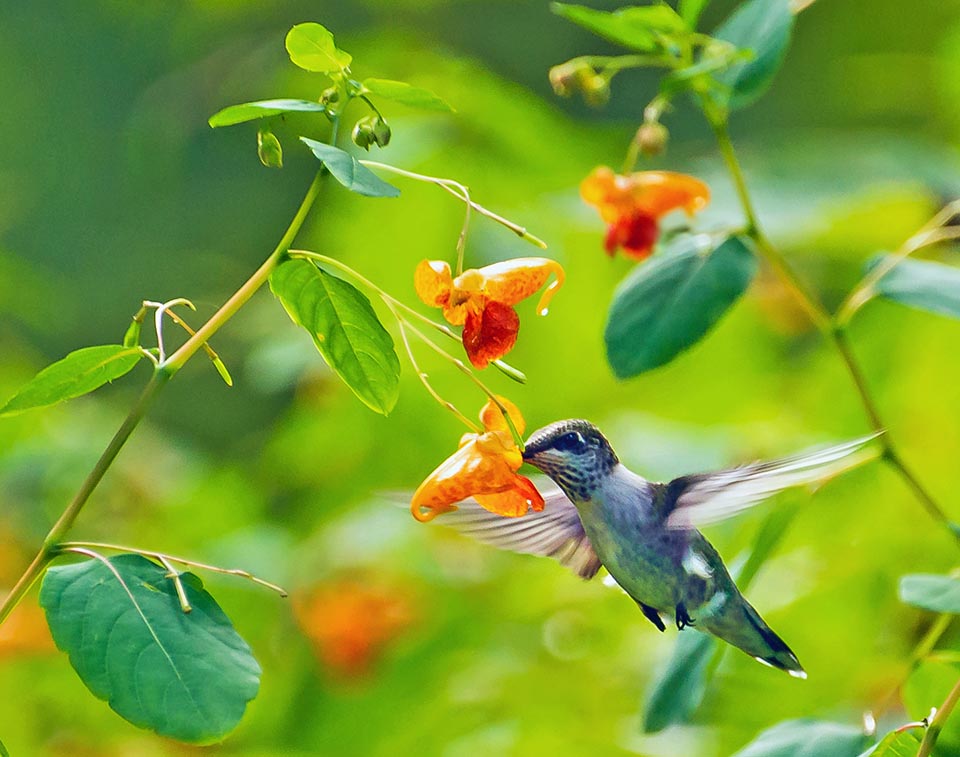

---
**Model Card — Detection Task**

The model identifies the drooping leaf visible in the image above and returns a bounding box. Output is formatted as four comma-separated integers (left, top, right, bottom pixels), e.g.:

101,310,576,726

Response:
730,719,871,757
362,78,453,112
604,235,757,378
642,630,715,733
257,126,283,168
679,0,710,28
0,345,143,416
40,554,260,744
899,573,960,614
551,3,688,53
713,0,794,110
207,99,325,128
270,258,400,415
868,255,960,320
300,138,400,198
285,23,352,73
858,730,922,757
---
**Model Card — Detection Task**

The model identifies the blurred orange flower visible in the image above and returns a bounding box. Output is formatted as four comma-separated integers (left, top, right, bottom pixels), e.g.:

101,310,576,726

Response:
294,579,414,679
411,397,544,522
580,166,709,260
414,257,564,368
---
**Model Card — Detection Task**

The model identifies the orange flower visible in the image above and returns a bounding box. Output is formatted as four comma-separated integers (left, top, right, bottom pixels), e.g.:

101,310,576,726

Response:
580,166,709,260
411,397,544,522
415,257,564,369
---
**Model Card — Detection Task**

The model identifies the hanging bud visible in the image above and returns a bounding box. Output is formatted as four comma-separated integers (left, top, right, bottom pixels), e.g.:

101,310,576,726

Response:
635,121,669,157
581,74,610,108
548,59,593,99
257,126,283,168
351,115,391,151
371,117,391,148
320,87,340,106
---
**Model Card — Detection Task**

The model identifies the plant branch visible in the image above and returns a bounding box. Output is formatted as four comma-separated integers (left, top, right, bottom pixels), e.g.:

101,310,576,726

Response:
709,118,958,546
919,674,960,757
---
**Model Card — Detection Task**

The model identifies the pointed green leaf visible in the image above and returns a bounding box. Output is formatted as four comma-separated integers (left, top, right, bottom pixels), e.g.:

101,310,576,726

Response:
899,574,960,613
285,23,352,73
605,235,757,378
362,78,453,112
713,0,794,110
0,737,8,757
858,730,922,757
680,0,710,28
868,255,960,319
551,3,688,52
270,259,400,415
731,719,871,757
300,138,400,198
40,554,260,744
642,630,715,733
0,345,144,416
207,99,326,128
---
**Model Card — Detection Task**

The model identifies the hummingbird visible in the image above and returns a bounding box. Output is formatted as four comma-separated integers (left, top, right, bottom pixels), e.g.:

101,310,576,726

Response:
439,420,879,677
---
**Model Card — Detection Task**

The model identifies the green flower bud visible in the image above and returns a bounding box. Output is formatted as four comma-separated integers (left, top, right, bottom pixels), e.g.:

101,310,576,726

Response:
352,115,391,151
582,74,610,108
320,86,340,106
257,126,283,168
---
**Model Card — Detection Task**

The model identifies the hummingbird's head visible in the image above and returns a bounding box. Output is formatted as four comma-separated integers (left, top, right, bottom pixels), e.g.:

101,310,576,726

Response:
522,419,619,502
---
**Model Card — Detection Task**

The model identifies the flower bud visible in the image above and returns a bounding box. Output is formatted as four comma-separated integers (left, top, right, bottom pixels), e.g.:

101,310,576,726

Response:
351,115,391,151
319,87,340,106
582,74,610,108
635,121,669,156
257,126,283,168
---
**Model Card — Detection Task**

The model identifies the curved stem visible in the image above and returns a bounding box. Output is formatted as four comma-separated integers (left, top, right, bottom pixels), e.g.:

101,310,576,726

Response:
710,118,959,546
919,674,960,757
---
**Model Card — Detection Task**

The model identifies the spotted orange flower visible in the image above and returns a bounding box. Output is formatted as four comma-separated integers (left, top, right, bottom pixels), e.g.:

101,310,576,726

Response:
580,166,709,260
411,397,544,522
415,257,564,369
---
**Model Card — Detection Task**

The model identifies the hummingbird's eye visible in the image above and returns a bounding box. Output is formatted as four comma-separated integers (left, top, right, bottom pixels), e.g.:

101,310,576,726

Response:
555,431,588,453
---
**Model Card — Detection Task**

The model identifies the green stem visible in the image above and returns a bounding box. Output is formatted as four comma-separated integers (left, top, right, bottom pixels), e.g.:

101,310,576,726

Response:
919,673,960,757
710,117,958,546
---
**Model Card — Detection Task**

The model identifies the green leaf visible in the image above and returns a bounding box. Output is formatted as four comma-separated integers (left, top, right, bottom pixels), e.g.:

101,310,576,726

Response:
362,78,453,112
869,255,960,320
713,0,794,110
903,660,960,753
604,235,757,378
642,630,715,733
680,0,710,27
270,259,400,415
731,719,871,757
300,138,400,198
257,126,283,168
40,554,260,744
551,3,688,53
0,737,8,757
207,99,326,128
899,574,960,613
285,23,352,73
858,730,922,757
0,345,143,416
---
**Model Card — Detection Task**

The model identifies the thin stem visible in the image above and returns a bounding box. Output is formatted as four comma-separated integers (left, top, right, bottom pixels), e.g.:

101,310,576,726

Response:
157,555,192,613
358,160,548,249
710,117,959,546
919,674,960,757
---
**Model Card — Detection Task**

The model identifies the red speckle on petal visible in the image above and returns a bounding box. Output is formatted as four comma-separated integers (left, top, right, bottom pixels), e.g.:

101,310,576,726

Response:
605,212,659,259
462,300,520,369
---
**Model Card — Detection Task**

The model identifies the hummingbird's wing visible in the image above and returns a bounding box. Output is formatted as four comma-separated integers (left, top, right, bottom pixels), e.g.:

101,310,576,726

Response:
432,481,602,579
662,433,881,530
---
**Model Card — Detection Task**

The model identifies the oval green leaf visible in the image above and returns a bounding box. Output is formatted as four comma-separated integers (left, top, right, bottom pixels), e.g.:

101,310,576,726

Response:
605,235,757,378
713,0,794,110
300,138,400,198
257,127,283,168
362,78,453,112
285,23,352,73
869,255,960,319
731,719,871,757
270,258,400,415
858,730,922,757
899,573,960,613
39,554,261,744
551,2,688,53
207,99,326,128
0,344,143,416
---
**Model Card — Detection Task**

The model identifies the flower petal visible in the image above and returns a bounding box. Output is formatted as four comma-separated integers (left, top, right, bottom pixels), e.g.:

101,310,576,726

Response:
414,259,453,308
625,171,710,218
478,396,526,437
471,257,566,316
474,475,545,517
462,300,520,369
605,211,659,259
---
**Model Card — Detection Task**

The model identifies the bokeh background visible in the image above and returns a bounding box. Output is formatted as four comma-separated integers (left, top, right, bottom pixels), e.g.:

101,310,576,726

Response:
2,0,960,754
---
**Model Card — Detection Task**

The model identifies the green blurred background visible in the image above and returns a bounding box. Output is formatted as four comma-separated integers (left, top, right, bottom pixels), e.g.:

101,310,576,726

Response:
2,0,960,754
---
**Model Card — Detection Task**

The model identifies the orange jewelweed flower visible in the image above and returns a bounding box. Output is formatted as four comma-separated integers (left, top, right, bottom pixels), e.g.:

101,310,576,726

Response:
415,257,564,369
411,397,544,522
580,166,709,260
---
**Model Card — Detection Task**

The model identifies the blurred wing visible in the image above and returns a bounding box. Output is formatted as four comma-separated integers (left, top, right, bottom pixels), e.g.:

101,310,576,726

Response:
433,480,602,579
663,433,882,530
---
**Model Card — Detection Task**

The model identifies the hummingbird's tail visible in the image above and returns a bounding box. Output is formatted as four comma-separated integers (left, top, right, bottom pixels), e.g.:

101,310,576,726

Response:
702,596,806,678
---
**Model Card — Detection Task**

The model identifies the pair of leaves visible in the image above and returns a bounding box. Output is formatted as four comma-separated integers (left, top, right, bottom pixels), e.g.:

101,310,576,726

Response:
0,344,144,416
270,258,400,415
605,234,757,379
40,554,260,743
868,254,960,321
